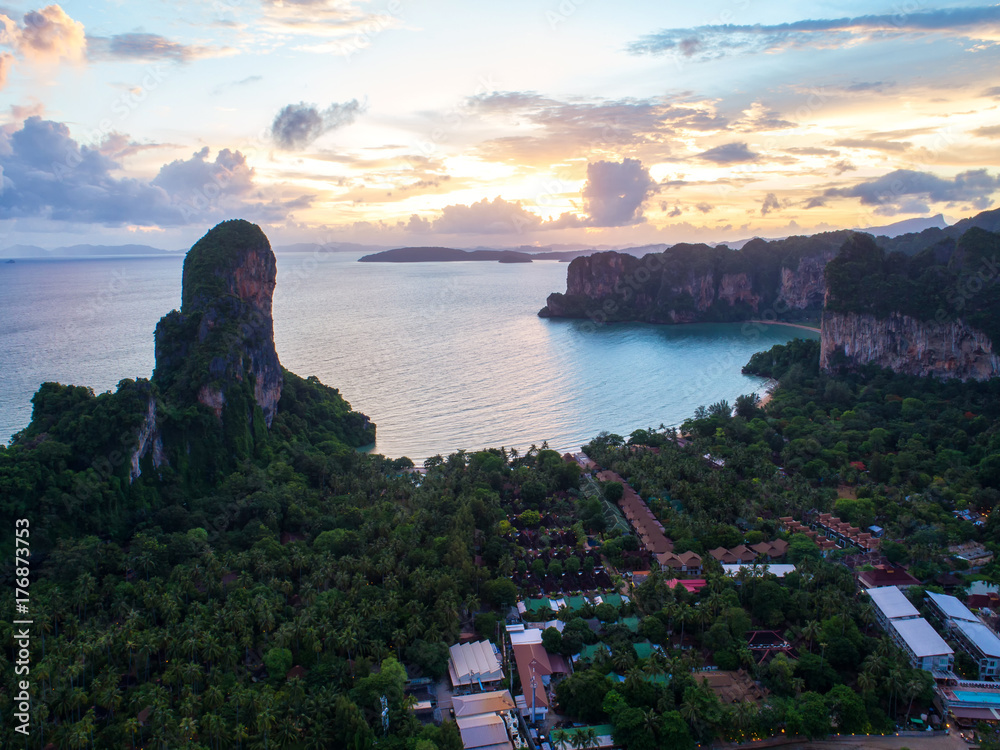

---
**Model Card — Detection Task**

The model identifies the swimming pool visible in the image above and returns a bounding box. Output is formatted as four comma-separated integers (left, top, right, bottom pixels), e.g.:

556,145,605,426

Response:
953,690,1000,704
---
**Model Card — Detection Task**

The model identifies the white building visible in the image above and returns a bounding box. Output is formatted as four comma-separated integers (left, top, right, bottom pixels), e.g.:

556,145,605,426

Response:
448,640,504,691
925,592,1000,681
890,618,954,672
866,586,920,630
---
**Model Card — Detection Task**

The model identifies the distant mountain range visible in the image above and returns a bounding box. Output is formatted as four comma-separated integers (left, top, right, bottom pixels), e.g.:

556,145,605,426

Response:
0,213,962,261
358,246,592,263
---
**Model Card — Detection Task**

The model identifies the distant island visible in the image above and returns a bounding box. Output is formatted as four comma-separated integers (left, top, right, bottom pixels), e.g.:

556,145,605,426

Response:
359,246,590,263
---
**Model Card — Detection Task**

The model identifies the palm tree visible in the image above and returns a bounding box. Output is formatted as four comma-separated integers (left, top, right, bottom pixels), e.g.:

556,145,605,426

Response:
801,619,821,653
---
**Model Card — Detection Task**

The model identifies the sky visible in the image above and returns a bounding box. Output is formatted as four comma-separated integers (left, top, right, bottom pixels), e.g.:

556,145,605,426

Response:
1,0,999,249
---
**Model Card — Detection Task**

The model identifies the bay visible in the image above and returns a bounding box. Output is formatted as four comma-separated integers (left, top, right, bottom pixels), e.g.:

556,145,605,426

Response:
0,253,817,461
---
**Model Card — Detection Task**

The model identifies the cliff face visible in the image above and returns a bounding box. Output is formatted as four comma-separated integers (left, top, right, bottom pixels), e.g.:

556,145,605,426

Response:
540,245,826,323
776,251,836,310
130,396,166,481
154,219,283,427
820,311,1000,380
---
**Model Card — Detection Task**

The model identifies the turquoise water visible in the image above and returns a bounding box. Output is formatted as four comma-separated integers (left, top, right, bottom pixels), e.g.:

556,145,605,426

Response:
0,253,817,461
952,690,1000,704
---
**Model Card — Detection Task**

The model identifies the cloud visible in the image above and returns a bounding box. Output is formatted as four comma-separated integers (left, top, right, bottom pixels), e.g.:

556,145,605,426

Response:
819,168,1000,215
833,160,856,175
695,202,712,214
696,142,758,164
87,33,231,62
211,75,263,95
270,100,363,150
981,86,1000,99
731,102,795,133
430,196,543,234
785,146,839,156
470,91,727,165
581,157,656,227
0,116,182,225
257,0,402,51
1,5,86,63
629,6,1000,61
972,125,1000,138
151,146,255,200
833,138,910,153
0,116,305,226
0,52,13,87
760,193,782,216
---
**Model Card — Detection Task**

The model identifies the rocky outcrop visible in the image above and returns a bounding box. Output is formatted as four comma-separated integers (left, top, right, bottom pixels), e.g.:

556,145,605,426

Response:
154,219,283,427
820,311,1000,380
130,396,166,482
718,272,761,311
777,251,836,310
539,245,824,323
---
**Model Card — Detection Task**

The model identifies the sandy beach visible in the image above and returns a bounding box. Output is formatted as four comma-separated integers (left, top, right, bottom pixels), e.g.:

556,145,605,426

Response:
747,319,822,333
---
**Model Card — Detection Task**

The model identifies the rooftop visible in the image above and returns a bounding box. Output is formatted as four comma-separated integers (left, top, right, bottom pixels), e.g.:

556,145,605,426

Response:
891,618,954,658
867,586,920,621
928,592,978,623
954,619,1000,659
452,690,516,718
448,640,503,687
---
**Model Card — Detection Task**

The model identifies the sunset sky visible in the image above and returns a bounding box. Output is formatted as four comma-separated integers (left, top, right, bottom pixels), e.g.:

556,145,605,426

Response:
2,1,999,249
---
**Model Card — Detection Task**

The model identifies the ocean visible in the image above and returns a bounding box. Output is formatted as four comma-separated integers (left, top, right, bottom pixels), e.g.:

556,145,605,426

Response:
0,253,818,462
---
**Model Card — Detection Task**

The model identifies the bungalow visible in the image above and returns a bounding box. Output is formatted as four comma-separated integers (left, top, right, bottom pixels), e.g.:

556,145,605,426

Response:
656,550,702,576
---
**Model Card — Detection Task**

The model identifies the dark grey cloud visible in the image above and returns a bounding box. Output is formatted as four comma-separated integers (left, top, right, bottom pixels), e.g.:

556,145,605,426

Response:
695,202,712,214
760,193,782,216
629,6,1000,61
819,168,1000,215
0,116,182,225
581,157,656,227
0,116,304,226
270,100,363,150
696,142,758,164
87,33,227,62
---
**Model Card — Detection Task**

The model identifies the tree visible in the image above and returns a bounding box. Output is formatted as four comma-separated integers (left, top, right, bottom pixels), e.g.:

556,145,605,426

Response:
554,670,613,722
263,647,293,680
604,482,624,503
825,684,867,734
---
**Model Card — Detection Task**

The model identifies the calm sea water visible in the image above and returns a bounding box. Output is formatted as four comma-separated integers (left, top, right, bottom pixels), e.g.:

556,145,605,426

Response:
0,253,817,461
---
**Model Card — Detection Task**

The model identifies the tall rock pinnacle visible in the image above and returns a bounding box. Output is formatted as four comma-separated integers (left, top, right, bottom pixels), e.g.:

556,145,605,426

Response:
153,219,283,428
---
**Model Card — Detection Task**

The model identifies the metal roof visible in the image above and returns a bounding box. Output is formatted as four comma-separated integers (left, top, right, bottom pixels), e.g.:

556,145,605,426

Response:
927,592,978,622
867,586,920,620
891,618,954,658
448,640,503,686
455,714,512,749
452,690,516,718
955,619,1000,658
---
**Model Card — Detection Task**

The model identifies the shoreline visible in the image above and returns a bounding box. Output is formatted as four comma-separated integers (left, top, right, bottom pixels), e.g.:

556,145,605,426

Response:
747,318,821,333
757,379,779,409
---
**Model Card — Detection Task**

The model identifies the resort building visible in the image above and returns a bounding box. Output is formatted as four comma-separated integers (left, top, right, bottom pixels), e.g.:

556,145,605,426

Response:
856,564,921,590
889,618,954,672
448,640,505,692
722,563,796,579
926,592,1000,681
506,625,571,722
655,550,702,576
935,678,1000,728
866,586,920,631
